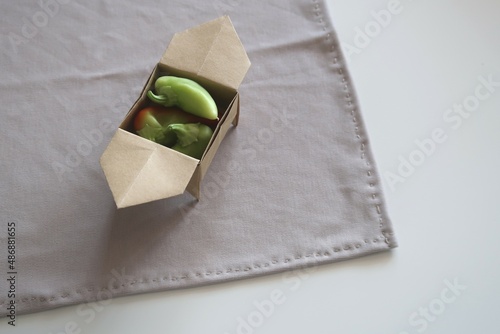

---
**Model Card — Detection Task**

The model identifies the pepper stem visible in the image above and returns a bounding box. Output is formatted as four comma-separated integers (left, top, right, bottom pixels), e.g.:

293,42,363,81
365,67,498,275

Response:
167,123,200,147
147,91,169,104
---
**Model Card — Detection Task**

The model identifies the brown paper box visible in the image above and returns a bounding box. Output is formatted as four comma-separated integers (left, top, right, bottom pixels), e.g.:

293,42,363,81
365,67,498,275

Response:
100,16,250,208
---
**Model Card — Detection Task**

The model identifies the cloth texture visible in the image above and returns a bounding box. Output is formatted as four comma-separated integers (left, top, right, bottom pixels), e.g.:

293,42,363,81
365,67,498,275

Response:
0,0,397,317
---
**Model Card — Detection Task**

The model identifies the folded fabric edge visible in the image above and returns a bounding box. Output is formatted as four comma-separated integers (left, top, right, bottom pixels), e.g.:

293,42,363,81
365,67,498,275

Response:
0,241,395,318
312,0,398,248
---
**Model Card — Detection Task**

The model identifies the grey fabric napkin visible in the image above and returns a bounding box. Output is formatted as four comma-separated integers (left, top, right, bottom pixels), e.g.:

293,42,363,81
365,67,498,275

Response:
0,0,397,317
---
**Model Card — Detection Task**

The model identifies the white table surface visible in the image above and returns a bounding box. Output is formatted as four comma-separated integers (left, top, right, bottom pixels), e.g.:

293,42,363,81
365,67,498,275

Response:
2,0,499,333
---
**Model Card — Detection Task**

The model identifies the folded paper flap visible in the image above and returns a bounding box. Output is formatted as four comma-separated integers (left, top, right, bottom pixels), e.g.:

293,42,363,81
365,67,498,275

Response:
100,129,199,208
161,16,250,90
